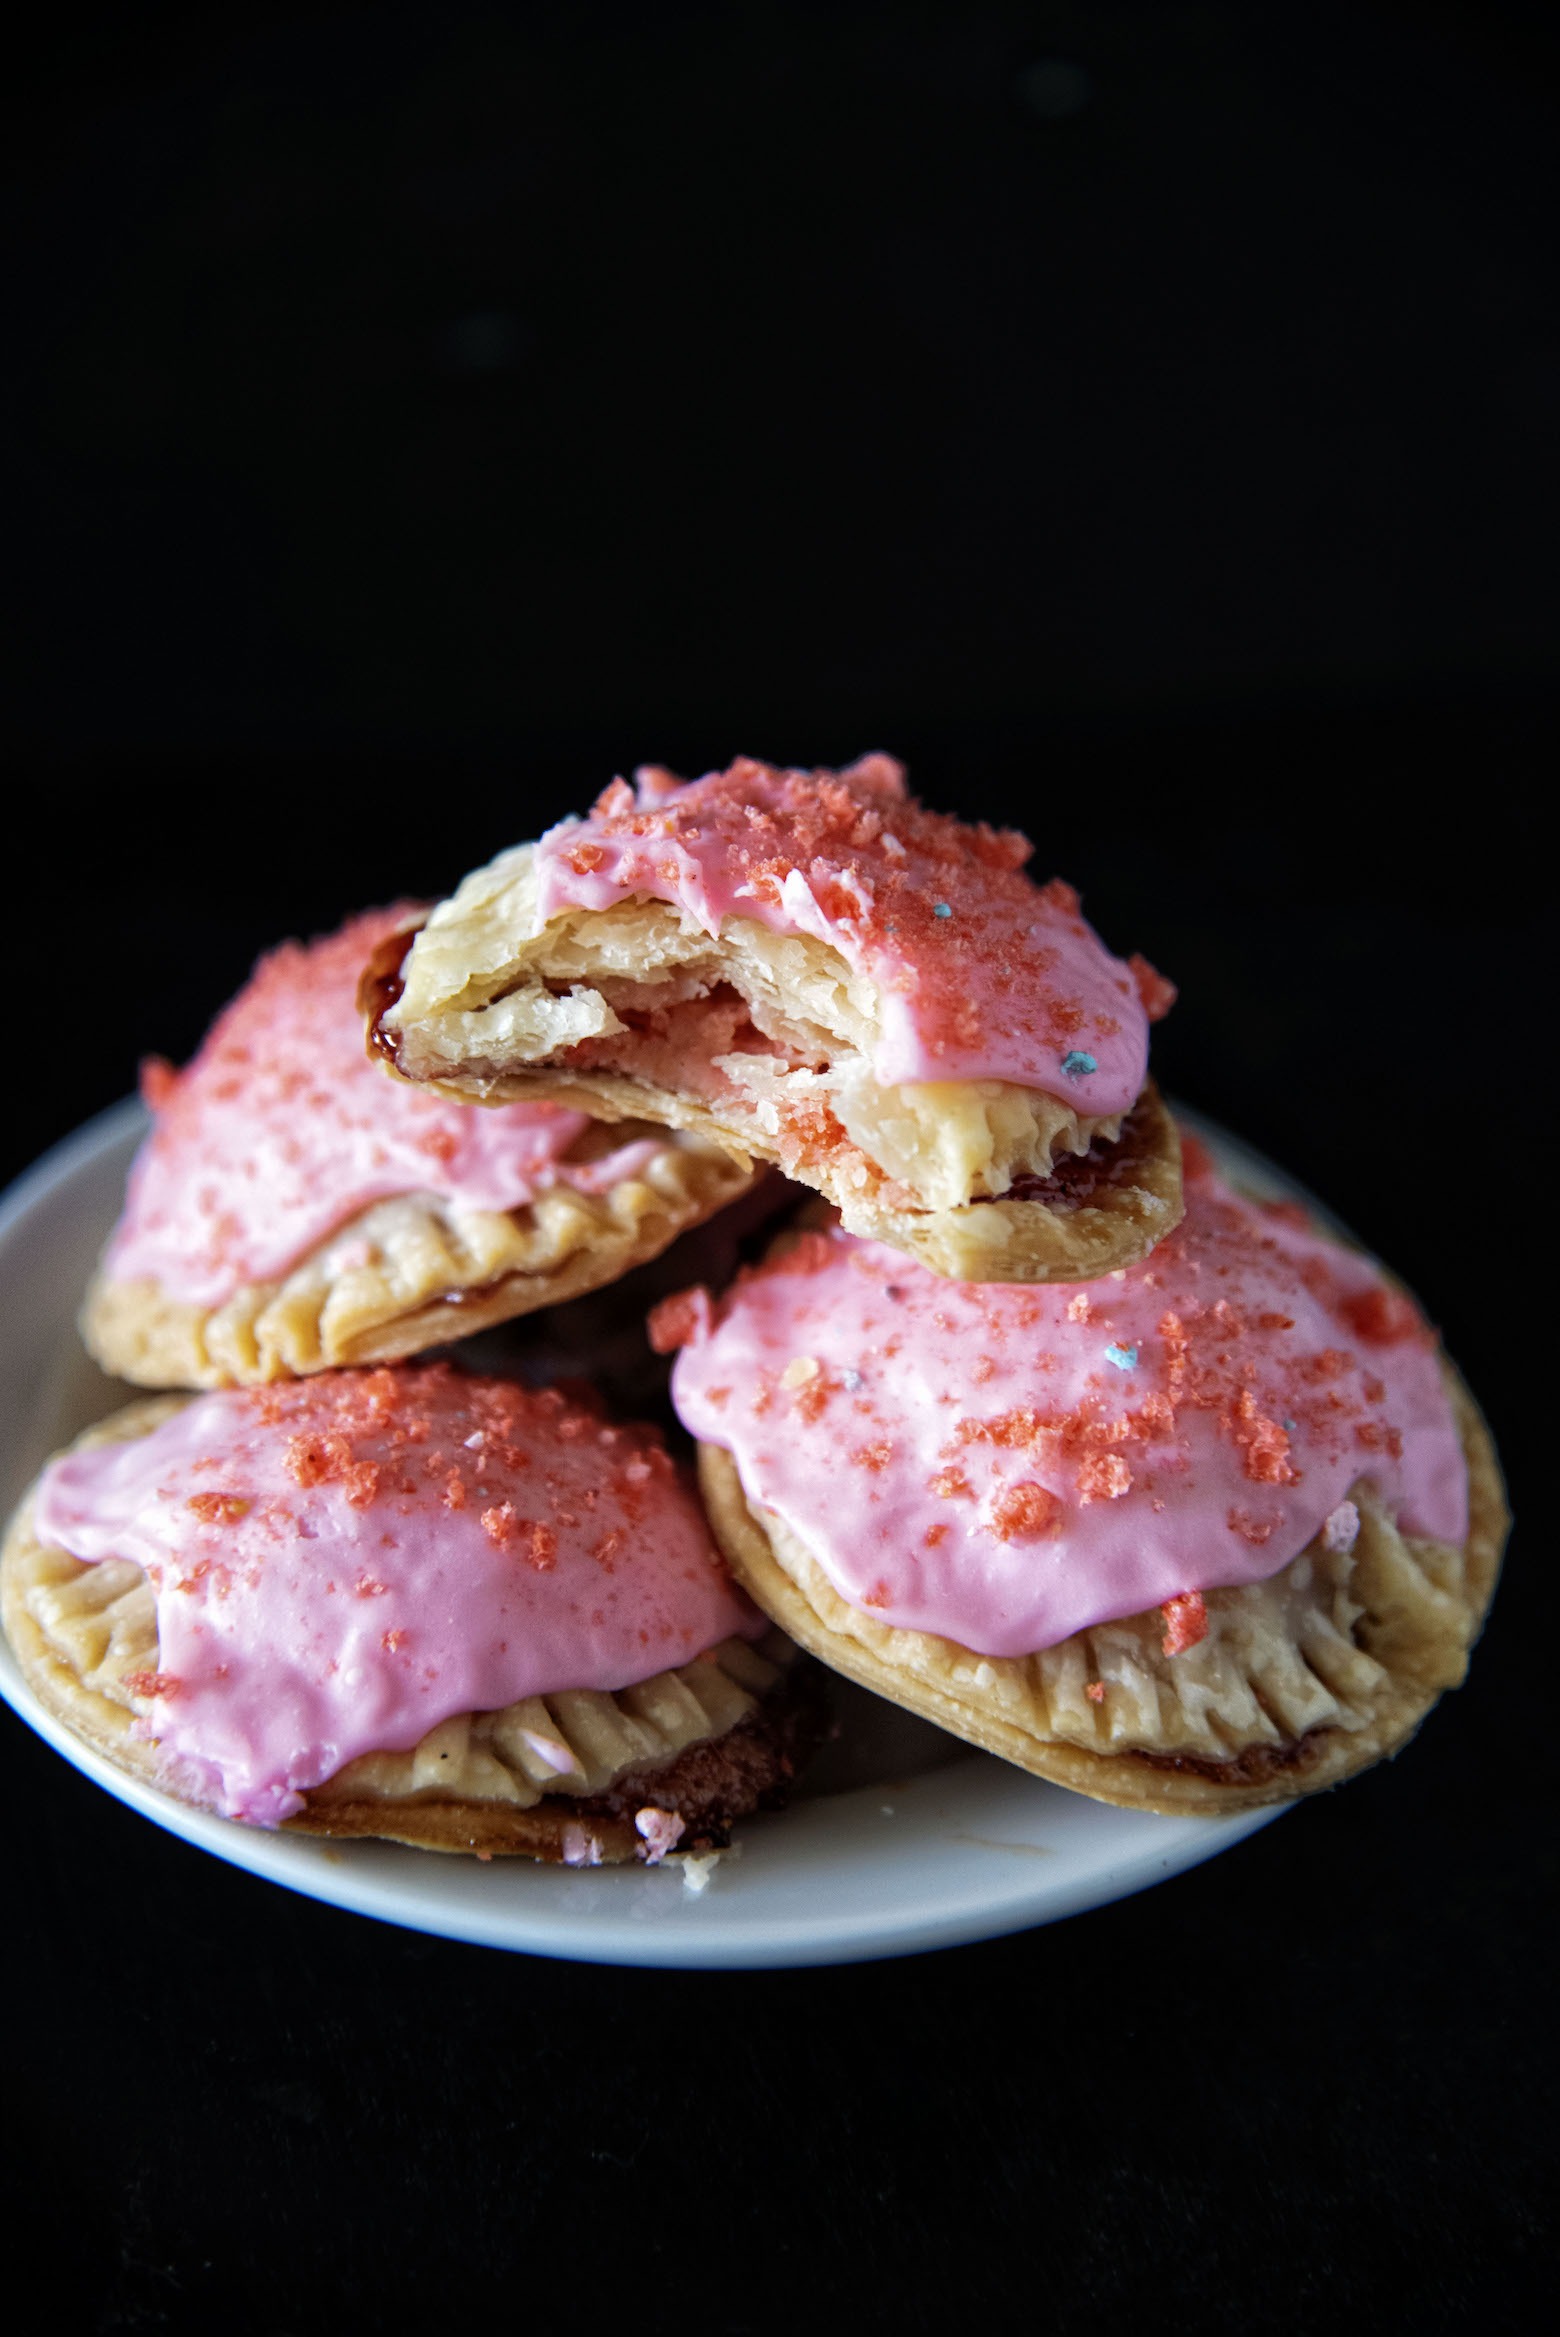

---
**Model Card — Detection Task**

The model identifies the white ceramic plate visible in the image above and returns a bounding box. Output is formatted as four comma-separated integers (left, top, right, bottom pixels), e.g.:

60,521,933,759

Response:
0,1100,1298,1968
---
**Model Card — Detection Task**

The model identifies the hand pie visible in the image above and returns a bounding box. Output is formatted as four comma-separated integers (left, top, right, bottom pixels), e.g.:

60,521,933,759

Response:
2,1364,820,1863
371,756,1183,1283
83,906,755,1388
657,1140,1506,1814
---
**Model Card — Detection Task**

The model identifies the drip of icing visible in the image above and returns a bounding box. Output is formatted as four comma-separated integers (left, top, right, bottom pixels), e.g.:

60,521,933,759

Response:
34,1364,761,1824
106,908,661,1308
666,1145,1467,1657
532,755,1165,1111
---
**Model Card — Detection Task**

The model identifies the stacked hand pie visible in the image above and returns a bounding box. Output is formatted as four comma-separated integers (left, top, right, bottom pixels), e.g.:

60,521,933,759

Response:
5,899,815,1865
4,754,1507,1864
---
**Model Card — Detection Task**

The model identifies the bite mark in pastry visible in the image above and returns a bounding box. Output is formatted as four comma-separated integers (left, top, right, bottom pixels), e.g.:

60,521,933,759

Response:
2,1365,820,1861
372,756,1183,1282
82,907,755,1387
658,1141,1507,1814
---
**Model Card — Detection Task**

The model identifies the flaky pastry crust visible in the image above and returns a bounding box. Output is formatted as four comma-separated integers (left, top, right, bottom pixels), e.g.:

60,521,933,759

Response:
695,1369,1506,1816
1,1401,808,1860
375,843,1182,1283
82,1126,755,1389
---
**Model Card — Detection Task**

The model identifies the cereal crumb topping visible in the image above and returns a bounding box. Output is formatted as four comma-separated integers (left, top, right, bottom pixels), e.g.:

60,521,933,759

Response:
1160,1591,1208,1656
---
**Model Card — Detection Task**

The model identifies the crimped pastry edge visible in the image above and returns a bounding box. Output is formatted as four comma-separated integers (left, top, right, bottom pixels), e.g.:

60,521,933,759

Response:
81,1129,755,1389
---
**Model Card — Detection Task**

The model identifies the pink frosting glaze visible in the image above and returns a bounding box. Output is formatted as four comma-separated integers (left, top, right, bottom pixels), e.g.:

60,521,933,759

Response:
34,1364,762,1825
106,908,660,1308
533,755,1169,1112
665,1142,1468,1656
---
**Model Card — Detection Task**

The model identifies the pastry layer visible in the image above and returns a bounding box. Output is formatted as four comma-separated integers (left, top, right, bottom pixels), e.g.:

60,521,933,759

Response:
17,1369,763,1826
376,760,1181,1280
695,1377,1505,1814
86,904,754,1384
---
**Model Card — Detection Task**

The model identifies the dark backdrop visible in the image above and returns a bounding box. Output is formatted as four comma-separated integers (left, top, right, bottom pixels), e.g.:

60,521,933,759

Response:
2,6,1552,2331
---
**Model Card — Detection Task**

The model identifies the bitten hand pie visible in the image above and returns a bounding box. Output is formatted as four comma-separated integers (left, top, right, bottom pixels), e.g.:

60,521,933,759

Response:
83,907,755,1387
655,1141,1507,1815
371,755,1183,1283
1,1365,820,1862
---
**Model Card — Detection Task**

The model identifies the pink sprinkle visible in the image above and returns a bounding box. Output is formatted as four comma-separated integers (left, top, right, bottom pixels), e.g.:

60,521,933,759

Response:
634,1806,687,1864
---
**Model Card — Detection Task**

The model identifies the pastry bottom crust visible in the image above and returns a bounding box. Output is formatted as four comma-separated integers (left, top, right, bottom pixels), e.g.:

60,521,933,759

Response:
1,1400,820,1863
81,1128,755,1389
865,1081,1183,1282
694,1369,1507,1816
459,1073,1183,1285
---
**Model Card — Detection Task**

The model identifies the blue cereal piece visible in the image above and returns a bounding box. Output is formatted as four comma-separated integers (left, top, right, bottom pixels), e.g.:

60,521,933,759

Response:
1104,1343,1138,1371
1060,1049,1097,1079
933,900,953,918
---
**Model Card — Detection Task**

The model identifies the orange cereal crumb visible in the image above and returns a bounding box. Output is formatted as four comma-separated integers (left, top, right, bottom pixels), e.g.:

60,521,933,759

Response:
1127,953,1177,1022
988,1481,1061,1541
793,1374,834,1423
342,1460,380,1509
929,1468,974,1500
1229,1390,1298,1487
1085,1680,1106,1704
184,1491,250,1525
138,1055,180,1113
852,1441,894,1472
1338,1286,1425,1346
1161,1591,1208,1656
1076,1454,1131,1503
647,1285,713,1354
123,1669,181,1700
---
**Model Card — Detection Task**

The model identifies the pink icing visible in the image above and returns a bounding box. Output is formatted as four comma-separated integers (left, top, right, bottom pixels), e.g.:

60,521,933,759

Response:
106,908,660,1308
34,1364,762,1825
533,755,1166,1112
666,1143,1468,1656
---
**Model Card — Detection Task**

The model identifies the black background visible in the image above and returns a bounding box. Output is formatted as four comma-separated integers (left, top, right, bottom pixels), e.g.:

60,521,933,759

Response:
2,5,1552,2330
